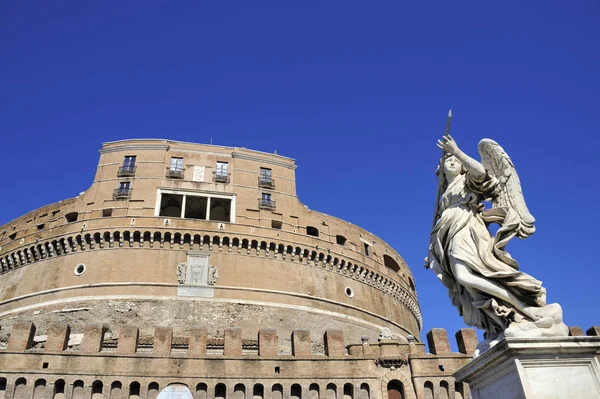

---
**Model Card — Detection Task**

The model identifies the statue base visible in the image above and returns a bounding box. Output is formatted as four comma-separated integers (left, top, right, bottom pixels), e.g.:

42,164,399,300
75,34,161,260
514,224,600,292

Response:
454,336,600,399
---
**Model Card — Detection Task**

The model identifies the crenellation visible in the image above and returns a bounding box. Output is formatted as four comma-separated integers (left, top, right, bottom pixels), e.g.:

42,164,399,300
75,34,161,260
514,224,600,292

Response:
426,328,451,355
45,323,71,353
7,322,36,352
455,328,478,356
568,325,585,336
117,325,139,355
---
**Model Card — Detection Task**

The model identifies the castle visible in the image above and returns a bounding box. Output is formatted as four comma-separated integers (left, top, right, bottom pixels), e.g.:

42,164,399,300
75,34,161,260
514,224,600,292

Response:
1,139,596,399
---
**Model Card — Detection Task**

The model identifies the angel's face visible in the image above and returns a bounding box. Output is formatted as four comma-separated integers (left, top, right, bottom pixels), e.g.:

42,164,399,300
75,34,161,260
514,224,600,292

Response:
444,155,462,178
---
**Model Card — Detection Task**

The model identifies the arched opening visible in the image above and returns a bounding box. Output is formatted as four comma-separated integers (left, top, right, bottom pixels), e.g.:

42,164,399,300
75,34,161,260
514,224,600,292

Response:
291,384,302,399
92,381,103,399
209,198,231,222
157,384,192,399
343,384,353,399
72,380,85,399
33,379,46,399
14,378,27,399
148,383,159,399
309,384,319,399
326,384,336,399
252,384,264,399
160,194,183,217
336,235,347,245
53,379,65,399
439,381,449,399
423,381,433,399
215,384,227,399
0,378,7,399
233,384,245,399
196,383,207,399
110,382,122,399
271,384,283,399
359,384,369,399
129,382,141,399
383,255,400,272
65,212,78,223
306,226,319,237
454,382,464,399
387,380,405,399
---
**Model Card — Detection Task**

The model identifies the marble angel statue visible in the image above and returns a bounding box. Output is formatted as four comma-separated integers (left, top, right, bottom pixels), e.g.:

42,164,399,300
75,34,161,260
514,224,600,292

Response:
426,134,567,349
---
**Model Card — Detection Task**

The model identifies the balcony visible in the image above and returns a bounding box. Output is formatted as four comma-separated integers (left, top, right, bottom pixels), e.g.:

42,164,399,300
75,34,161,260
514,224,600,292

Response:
113,188,132,200
117,165,136,177
258,198,276,211
258,177,275,189
213,172,230,184
166,168,185,179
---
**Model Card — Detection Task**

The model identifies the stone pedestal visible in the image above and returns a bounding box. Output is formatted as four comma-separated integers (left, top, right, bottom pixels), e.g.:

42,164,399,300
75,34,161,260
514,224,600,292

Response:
454,337,600,399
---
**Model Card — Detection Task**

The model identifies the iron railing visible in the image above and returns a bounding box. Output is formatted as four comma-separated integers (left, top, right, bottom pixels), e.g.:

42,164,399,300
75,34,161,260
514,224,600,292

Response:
117,165,136,177
258,176,275,189
166,168,185,179
213,172,230,183
113,188,132,200
258,198,276,210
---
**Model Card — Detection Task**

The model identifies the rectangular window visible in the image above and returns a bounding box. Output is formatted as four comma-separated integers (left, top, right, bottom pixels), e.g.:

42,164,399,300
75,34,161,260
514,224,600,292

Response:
262,193,271,201
170,157,183,172
364,242,370,257
156,191,235,222
216,161,228,177
119,181,130,190
123,156,136,168
260,167,272,181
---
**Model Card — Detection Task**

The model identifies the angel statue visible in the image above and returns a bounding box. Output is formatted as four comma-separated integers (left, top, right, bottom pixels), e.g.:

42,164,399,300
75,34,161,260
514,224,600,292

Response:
426,134,568,353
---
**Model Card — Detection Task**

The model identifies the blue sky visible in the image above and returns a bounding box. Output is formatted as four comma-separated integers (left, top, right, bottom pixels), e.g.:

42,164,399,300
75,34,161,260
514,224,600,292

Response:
1,1,599,346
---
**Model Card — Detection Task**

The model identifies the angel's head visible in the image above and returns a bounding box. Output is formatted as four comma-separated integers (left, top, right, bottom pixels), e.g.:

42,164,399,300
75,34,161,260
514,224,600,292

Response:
436,155,466,182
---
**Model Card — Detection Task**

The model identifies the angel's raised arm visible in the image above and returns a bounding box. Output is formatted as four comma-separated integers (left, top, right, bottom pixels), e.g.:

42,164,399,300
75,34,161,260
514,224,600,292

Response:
437,135,486,181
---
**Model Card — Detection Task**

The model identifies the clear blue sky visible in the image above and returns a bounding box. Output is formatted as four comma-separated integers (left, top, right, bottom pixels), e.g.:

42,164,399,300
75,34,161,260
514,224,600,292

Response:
1,1,599,346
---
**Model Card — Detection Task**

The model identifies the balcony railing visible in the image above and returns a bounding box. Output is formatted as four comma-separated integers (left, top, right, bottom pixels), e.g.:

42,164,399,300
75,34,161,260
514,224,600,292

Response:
258,177,275,189
213,172,230,183
117,165,136,177
113,188,132,200
166,168,185,179
258,198,276,211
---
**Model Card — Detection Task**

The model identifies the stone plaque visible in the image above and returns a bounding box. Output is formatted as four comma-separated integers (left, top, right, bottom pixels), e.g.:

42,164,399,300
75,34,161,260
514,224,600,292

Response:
186,254,208,285
193,166,205,182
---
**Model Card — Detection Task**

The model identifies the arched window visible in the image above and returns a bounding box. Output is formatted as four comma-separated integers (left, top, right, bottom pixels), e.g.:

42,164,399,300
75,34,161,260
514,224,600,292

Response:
309,384,319,399
326,384,337,399
14,378,27,399
387,380,405,399
54,379,65,399
33,379,46,399
439,381,449,399
110,382,122,399
148,383,159,399
359,384,369,399
196,384,207,399
423,381,434,399
343,384,353,399
252,384,264,399
72,380,85,399
306,226,319,237
92,381,103,399
383,255,400,272
129,382,141,399
291,384,302,399
271,384,283,399
233,384,245,399
215,384,227,399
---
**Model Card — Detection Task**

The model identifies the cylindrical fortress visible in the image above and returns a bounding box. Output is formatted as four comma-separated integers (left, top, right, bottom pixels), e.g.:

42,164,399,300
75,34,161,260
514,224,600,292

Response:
0,139,420,344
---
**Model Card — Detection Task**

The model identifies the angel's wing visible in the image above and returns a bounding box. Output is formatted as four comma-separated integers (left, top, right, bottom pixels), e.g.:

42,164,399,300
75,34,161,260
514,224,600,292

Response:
478,139,535,239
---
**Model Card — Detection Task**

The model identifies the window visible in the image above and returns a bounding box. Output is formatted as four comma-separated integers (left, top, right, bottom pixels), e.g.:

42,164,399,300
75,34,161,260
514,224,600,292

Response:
216,162,228,176
119,181,130,190
271,220,282,229
364,242,370,257
214,161,230,183
170,157,183,172
8,233,17,241
114,182,131,199
37,223,45,231
336,235,347,245
65,212,78,223
118,156,136,177
156,190,235,222
258,193,276,210
258,167,274,188
102,209,113,217
306,226,319,237
383,255,400,272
